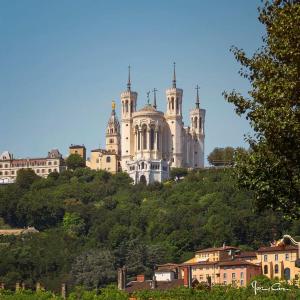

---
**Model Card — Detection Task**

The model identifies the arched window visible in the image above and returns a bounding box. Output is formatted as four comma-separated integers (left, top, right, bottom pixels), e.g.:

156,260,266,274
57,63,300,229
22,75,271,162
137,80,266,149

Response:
176,98,179,111
130,101,133,112
284,268,290,280
140,175,146,184
110,128,113,134
125,100,128,113
141,162,145,170
106,156,111,163
109,138,114,143
150,128,155,150
138,131,141,150
171,97,174,110
274,264,279,274
194,116,198,129
142,126,147,149
264,265,268,274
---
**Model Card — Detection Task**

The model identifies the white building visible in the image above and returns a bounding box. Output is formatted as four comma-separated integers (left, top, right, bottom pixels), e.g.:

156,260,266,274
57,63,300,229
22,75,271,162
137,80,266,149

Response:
120,64,205,184
0,150,65,184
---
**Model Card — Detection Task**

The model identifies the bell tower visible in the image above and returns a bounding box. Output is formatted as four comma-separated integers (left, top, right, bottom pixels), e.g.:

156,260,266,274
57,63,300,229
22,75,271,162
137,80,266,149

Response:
106,101,121,155
165,63,184,167
120,66,138,169
189,85,205,168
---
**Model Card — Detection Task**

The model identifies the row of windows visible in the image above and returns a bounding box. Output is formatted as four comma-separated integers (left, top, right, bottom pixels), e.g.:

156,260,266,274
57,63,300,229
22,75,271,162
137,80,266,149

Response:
223,280,244,286
263,253,289,262
0,168,57,176
223,272,243,279
0,161,58,168
96,157,111,164
0,170,14,176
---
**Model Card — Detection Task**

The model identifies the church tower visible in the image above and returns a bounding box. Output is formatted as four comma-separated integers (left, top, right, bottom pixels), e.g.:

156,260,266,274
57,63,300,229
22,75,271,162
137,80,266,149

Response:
189,85,205,168
106,101,121,155
165,63,184,167
120,66,138,169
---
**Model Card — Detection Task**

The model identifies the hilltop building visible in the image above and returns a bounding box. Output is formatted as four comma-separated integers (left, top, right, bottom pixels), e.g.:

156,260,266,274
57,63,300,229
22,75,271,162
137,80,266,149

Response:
109,64,205,184
69,145,86,161
86,101,121,174
0,149,65,184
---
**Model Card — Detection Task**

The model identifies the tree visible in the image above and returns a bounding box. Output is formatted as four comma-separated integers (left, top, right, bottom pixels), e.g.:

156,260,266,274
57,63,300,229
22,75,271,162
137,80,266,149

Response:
71,249,115,289
15,169,40,189
63,212,85,236
223,0,300,218
170,168,188,179
207,147,235,166
66,154,85,170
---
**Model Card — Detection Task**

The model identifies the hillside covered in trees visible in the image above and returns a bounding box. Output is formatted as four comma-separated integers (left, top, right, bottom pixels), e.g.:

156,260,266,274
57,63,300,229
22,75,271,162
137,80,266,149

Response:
0,168,299,291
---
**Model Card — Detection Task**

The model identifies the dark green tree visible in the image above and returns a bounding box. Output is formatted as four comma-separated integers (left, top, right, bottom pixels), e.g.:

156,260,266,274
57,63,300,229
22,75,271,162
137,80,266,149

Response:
71,249,115,289
66,154,85,170
15,169,40,189
207,147,236,166
224,0,300,218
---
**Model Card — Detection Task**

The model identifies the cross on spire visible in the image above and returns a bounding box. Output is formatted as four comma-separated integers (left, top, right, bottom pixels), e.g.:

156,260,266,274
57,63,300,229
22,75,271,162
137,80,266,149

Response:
127,65,131,91
153,88,158,109
195,85,200,108
172,62,176,88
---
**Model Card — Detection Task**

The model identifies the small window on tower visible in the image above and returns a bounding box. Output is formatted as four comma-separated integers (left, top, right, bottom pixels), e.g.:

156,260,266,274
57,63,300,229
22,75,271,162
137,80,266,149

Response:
106,156,111,163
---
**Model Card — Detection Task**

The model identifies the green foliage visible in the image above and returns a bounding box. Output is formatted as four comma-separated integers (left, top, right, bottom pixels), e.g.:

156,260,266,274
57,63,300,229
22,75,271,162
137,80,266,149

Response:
65,154,85,171
70,249,115,289
207,147,246,167
223,0,300,218
63,212,85,237
170,167,188,179
0,167,298,291
15,169,40,190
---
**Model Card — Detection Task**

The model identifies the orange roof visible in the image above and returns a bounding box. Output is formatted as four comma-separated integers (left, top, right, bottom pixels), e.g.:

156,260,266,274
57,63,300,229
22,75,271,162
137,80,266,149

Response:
219,260,260,268
257,245,298,253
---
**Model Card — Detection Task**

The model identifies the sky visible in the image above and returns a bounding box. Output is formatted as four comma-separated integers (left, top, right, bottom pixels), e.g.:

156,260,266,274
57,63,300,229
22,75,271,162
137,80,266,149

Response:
0,0,264,164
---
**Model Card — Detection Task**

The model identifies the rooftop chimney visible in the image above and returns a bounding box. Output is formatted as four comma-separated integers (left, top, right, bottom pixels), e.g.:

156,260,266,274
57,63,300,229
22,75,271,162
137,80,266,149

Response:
183,266,192,288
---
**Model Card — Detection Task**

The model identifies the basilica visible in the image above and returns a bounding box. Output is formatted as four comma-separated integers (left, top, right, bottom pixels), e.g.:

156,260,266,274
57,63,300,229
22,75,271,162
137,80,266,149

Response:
101,64,206,184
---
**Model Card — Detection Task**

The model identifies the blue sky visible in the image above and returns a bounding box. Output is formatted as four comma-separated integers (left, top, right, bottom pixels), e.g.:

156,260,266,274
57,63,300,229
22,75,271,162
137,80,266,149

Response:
0,0,263,163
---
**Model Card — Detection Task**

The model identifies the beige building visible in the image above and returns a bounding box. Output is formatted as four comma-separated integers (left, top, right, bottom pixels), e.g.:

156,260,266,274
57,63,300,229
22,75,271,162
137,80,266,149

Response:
69,145,86,161
86,101,120,174
256,245,300,281
0,149,65,184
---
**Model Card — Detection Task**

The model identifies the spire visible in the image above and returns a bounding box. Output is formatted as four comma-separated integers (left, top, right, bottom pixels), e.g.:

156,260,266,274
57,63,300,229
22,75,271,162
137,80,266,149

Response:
195,85,200,108
172,62,176,88
153,88,157,109
147,91,151,105
127,65,131,91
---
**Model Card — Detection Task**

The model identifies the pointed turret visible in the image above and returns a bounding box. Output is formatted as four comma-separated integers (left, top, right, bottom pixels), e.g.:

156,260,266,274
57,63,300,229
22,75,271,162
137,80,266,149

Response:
172,62,176,88
195,85,200,109
106,101,121,155
127,65,131,91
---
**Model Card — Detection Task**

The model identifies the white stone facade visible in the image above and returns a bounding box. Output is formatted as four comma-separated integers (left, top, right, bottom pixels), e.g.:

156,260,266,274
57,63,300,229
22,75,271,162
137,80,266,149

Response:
119,66,205,184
